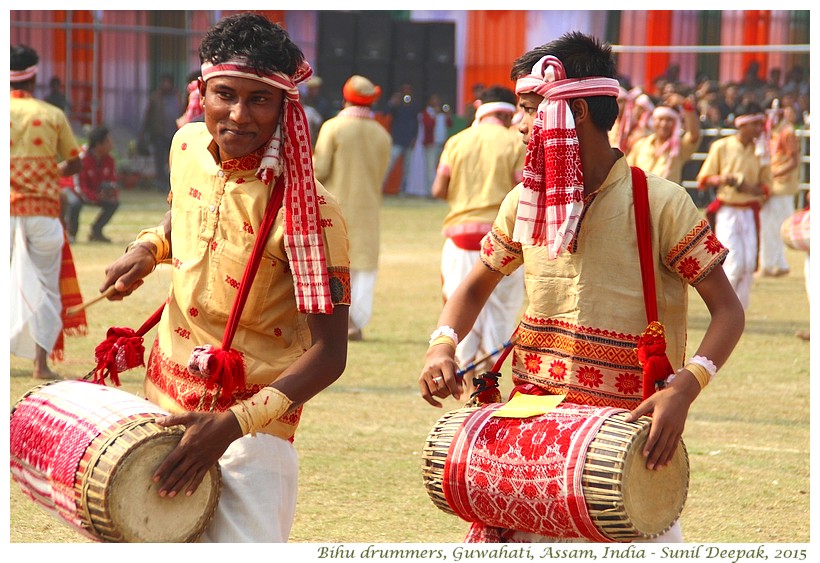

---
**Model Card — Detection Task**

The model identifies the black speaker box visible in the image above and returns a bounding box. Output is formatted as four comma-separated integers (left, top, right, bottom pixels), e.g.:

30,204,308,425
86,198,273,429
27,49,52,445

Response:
318,11,357,62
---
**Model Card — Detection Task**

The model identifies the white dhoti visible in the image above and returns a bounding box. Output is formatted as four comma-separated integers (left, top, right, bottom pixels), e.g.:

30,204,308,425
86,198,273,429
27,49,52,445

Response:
441,238,525,369
759,193,795,272
714,206,758,310
349,269,378,331
10,216,64,359
198,433,299,543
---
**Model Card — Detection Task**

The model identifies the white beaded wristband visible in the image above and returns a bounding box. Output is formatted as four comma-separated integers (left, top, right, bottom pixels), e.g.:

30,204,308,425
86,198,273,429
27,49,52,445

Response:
429,325,459,347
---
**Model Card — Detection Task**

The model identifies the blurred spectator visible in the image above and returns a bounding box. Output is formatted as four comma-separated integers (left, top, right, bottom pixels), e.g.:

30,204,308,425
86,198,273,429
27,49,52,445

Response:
421,93,452,193
44,75,69,112
387,83,422,195
140,73,183,193
717,83,741,126
65,125,121,243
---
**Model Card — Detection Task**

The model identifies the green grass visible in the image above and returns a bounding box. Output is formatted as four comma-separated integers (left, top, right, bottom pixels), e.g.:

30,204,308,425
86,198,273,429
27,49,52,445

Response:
8,188,811,544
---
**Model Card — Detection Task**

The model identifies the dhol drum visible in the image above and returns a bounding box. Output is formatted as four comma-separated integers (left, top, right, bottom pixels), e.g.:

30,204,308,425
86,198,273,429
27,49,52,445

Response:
9,379,221,543
422,402,689,542
781,208,810,252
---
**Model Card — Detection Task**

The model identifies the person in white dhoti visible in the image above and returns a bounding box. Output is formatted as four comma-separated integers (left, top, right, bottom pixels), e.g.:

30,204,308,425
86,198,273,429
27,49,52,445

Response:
10,44,82,379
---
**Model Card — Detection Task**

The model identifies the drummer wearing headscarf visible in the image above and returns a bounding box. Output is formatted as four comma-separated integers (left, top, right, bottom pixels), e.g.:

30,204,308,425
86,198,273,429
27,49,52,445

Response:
419,31,745,544
627,94,701,185
99,12,350,542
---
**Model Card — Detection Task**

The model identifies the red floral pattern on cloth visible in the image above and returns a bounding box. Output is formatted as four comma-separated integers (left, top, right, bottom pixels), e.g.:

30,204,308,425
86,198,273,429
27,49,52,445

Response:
145,339,302,437
442,402,624,542
513,317,643,410
666,219,728,284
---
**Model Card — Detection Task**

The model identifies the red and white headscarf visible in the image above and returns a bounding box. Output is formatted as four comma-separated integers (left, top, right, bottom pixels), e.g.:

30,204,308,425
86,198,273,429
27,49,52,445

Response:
514,55,620,258
733,111,769,164
201,58,332,314
10,64,37,83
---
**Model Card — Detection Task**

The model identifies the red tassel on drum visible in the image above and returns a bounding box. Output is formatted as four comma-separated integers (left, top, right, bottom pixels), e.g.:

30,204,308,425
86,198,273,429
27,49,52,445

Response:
636,321,675,401
92,327,146,387
187,344,246,400
91,303,164,387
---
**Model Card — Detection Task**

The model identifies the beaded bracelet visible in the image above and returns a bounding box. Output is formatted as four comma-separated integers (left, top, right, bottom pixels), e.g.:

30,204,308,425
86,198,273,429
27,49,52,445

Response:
429,325,459,348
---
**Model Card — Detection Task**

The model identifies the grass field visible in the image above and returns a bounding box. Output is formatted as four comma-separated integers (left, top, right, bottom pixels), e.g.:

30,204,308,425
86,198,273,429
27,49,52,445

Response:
7,188,812,544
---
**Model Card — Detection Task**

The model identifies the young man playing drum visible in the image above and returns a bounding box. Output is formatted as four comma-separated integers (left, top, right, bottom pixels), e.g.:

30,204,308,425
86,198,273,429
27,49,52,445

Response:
418,31,745,543
100,12,350,542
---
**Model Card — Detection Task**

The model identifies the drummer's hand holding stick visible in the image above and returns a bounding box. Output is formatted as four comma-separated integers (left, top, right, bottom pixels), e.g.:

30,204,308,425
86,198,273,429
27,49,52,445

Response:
100,212,171,300
419,266,504,407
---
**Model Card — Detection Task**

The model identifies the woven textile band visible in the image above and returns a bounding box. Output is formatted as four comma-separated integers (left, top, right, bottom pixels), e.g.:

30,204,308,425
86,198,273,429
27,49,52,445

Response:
11,65,38,82
473,101,517,126
201,58,332,314
514,55,619,258
734,113,765,127
651,106,682,178
338,106,375,119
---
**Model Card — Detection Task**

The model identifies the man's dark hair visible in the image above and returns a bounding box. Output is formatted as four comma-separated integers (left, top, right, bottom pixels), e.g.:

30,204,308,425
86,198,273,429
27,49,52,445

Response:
479,85,517,106
87,125,110,150
199,12,305,77
510,31,619,132
735,101,764,117
10,44,39,82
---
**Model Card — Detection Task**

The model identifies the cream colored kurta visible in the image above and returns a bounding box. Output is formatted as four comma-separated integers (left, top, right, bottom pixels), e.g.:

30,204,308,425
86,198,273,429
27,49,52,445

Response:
481,157,727,409
313,111,392,271
438,121,526,233
144,124,351,439
696,134,772,206
627,130,699,185
11,92,82,217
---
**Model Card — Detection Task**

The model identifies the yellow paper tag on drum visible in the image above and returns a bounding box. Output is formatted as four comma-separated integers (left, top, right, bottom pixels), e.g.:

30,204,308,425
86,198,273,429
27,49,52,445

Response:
491,393,566,418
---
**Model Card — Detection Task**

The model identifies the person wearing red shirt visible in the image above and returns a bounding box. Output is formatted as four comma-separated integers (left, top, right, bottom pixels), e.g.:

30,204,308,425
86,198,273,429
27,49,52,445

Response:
66,125,120,242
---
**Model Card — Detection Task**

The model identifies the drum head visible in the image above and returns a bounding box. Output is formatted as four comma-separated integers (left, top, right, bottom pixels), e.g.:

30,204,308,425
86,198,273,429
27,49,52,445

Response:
620,427,689,537
106,433,221,543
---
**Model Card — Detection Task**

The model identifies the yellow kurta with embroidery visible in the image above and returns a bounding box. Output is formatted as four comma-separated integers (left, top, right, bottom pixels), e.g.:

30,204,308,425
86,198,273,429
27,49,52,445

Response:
312,112,392,271
626,131,699,185
481,157,728,409
438,122,525,233
696,135,772,206
10,92,82,217
144,123,351,439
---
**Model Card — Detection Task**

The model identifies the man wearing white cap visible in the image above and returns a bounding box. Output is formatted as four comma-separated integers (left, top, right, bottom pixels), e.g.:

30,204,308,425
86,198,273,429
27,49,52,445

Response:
10,44,82,380
697,102,772,309
430,85,526,379
313,75,392,341
420,31,744,544
99,12,351,542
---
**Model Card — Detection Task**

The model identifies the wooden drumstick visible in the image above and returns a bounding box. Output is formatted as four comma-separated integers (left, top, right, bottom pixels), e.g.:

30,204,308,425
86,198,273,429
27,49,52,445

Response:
66,286,118,316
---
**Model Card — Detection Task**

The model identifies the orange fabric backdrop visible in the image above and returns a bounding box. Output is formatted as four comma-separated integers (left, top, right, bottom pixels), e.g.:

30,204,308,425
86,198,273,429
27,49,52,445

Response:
462,11,527,112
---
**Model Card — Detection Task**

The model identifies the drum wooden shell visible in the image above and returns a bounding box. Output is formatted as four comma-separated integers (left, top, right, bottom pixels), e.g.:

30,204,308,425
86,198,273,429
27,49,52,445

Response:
422,405,689,542
10,380,221,543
